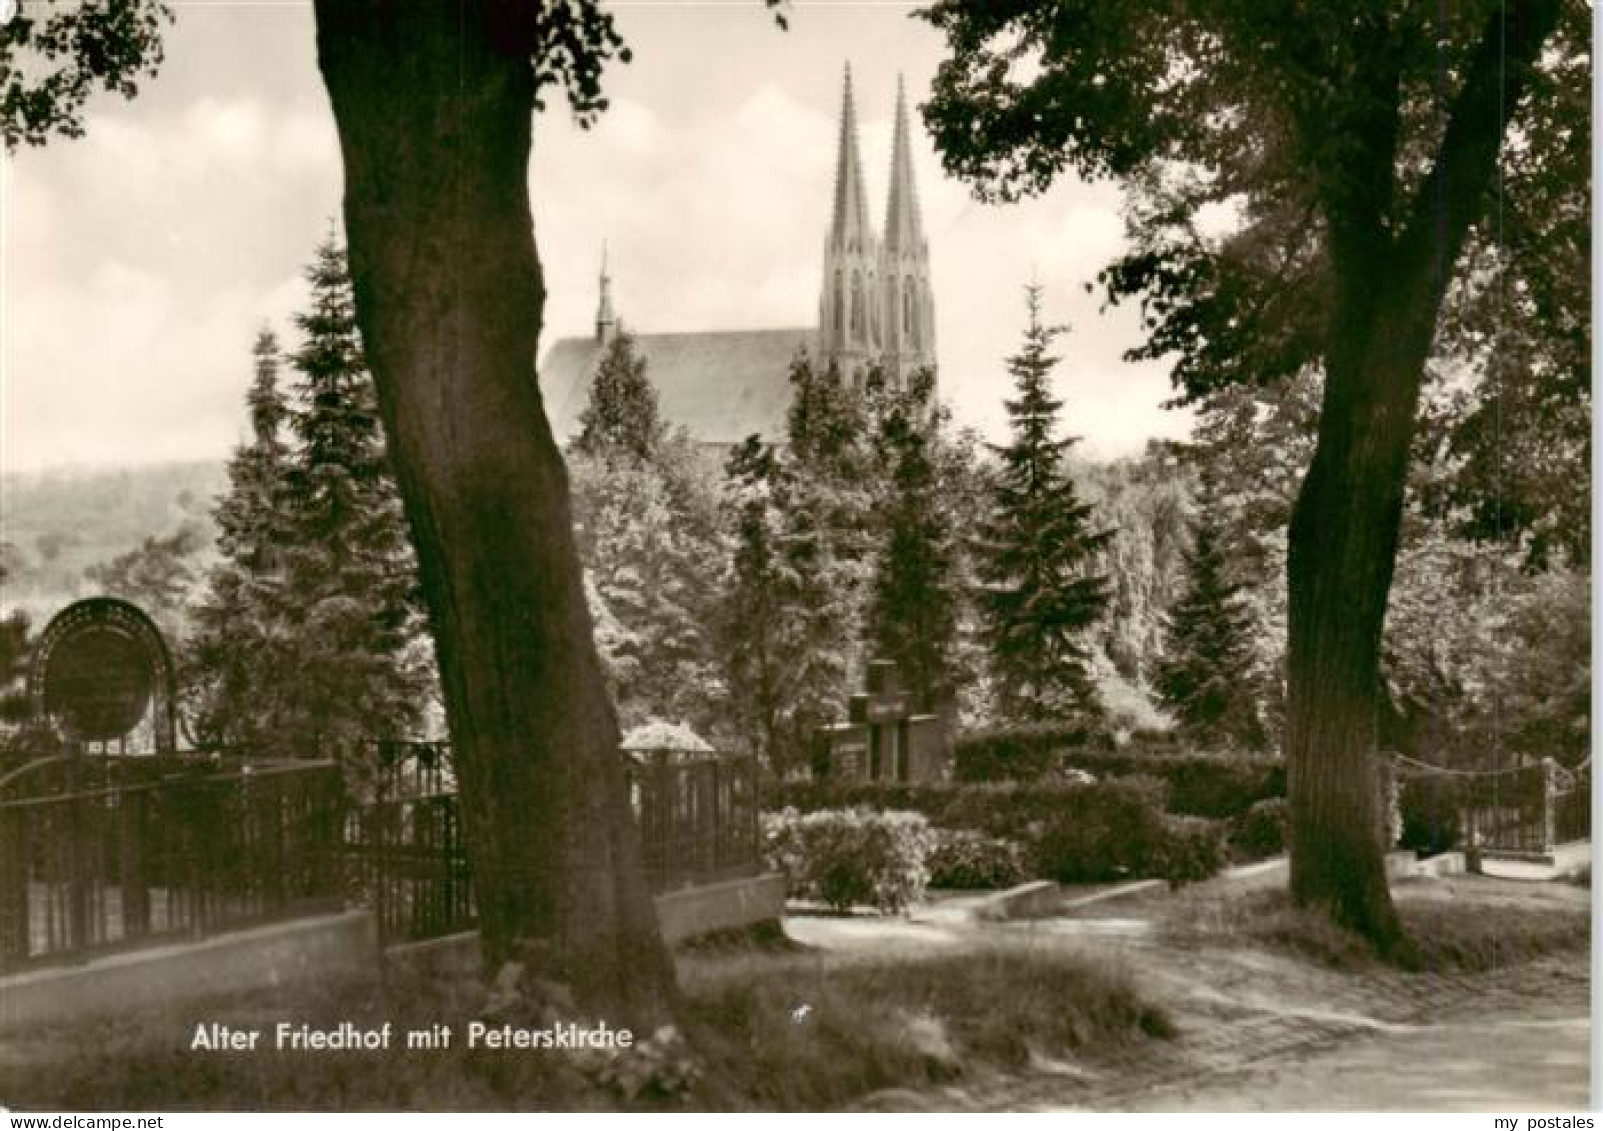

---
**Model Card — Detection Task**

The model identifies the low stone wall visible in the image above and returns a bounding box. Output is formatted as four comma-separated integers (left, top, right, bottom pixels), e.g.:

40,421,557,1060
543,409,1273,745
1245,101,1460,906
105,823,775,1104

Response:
0,910,376,1030
655,872,786,943
387,872,788,979
1,873,787,1029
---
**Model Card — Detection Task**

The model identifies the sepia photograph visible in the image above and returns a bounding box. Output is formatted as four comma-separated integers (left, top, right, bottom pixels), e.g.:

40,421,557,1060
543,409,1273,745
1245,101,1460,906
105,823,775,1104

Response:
0,0,1592,1114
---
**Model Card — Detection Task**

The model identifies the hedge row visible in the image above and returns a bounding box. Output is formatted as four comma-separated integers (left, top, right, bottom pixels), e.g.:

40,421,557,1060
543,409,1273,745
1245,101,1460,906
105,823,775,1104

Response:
953,728,1286,821
764,779,1230,887
767,777,1171,843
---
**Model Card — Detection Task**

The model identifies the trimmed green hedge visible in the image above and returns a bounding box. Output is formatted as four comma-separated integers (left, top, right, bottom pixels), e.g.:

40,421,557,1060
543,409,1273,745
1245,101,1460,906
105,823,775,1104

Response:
767,777,1171,843
949,724,1114,781
764,779,1228,888
953,729,1285,821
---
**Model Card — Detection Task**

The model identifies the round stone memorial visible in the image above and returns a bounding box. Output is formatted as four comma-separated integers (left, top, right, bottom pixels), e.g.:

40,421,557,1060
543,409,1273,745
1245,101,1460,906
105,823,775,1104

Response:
28,597,177,749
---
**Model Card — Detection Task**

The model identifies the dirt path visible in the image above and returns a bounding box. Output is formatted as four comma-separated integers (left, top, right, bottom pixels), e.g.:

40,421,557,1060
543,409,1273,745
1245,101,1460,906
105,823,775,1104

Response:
833,873,1591,1112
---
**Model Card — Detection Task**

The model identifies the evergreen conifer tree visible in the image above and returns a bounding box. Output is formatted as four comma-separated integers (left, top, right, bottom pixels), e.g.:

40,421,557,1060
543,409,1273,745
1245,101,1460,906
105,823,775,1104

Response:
1156,471,1268,751
864,367,959,715
278,232,431,758
186,328,298,747
718,355,869,773
976,286,1111,725
574,330,662,463
189,239,434,759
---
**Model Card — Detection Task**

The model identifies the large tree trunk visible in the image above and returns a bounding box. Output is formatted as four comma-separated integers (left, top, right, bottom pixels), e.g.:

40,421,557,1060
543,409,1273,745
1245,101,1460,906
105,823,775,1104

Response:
312,1,675,1025
1286,261,1430,951
1285,0,1561,949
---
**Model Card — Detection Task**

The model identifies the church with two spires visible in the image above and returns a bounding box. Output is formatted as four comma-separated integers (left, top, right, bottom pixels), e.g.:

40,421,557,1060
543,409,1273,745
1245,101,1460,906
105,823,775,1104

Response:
538,66,938,449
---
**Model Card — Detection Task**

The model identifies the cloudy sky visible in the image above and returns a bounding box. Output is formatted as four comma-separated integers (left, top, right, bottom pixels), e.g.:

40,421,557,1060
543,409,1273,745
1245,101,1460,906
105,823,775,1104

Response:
2,0,1195,474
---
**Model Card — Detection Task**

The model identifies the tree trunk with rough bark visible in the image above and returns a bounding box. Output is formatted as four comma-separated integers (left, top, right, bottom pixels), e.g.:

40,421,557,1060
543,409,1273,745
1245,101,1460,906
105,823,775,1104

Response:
1284,0,1562,949
312,1,675,1025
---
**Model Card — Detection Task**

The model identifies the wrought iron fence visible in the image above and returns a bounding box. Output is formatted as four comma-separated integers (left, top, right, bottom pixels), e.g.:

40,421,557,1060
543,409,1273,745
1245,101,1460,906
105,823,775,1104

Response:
1,745,762,968
629,755,760,892
0,760,345,972
1554,770,1590,846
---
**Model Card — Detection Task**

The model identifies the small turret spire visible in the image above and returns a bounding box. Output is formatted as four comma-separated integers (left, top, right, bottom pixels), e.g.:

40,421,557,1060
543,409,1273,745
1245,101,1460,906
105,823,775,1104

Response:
595,241,616,343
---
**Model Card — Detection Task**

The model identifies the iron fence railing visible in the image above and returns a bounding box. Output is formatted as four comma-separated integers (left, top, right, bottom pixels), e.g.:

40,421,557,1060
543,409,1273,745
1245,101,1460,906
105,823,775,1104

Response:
1,761,344,972
2,745,762,969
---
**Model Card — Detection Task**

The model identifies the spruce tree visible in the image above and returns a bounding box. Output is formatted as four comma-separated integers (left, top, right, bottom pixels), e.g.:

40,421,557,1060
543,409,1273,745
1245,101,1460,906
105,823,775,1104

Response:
278,232,430,758
1156,471,1268,751
864,367,959,716
976,286,1111,725
186,328,298,748
574,330,662,463
189,239,434,759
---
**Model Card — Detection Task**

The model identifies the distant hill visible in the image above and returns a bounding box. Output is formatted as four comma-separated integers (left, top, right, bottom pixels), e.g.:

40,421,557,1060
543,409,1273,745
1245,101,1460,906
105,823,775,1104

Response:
0,460,228,626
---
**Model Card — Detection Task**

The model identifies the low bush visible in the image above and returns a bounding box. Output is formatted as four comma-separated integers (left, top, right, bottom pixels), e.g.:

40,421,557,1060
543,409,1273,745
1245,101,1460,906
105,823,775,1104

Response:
765,779,1232,888
1149,816,1231,887
761,807,934,914
952,723,1114,782
925,830,1029,890
1032,804,1229,888
767,777,1170,844
951,731,1285,821
1030,787,1169,884
1233,797,1290,859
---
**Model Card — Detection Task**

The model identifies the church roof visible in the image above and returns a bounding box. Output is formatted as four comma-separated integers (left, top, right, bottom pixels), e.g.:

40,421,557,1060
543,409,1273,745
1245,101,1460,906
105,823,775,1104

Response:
538,328,813,445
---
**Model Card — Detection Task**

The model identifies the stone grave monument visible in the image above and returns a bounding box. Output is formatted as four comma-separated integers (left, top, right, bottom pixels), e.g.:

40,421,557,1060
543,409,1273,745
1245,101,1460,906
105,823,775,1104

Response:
814,659,949,783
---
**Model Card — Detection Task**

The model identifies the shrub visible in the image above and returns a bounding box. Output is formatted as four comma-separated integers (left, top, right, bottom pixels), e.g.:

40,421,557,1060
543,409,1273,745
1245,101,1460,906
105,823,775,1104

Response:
925,830,1029,890
1030,786,1171,883
767,777,1171,844
761,807,934,914
764,778,1233,887
952,731,1286,820
953,723,1114,782
1150,816,1231,887
1234,797,1290,859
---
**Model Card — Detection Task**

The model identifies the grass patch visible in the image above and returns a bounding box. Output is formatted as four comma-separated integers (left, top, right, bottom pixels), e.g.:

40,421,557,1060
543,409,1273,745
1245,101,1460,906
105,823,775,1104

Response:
1160,881,1591,973
682,943,1172,1110
0,944,1169,1111
1399,896,1591,972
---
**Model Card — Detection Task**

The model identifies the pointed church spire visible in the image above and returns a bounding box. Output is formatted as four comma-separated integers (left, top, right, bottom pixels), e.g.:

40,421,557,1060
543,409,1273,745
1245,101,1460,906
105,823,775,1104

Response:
884,75,926,252
828,63,873,250
595,241,616,343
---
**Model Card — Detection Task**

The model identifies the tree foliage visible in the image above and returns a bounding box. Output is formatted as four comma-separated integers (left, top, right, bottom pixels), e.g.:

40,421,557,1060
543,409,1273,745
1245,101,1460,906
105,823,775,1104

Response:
719,356,869,774
1,0,172,150
974,287,1110,726
0,556,32,728
574,331,664,464
570,431,724,736
921,0,1579,947
187,238,434,761
1156,471,1268,752
84,522,205,640
864,367,960,717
